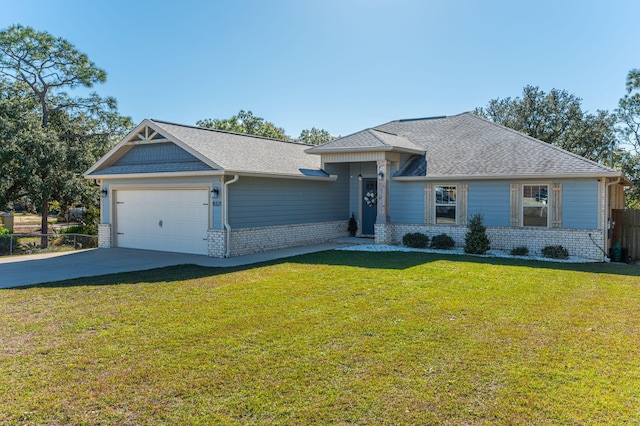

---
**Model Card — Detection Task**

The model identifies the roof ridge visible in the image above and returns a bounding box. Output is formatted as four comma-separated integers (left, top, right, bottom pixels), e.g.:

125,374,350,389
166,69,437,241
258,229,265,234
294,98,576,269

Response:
367,128,393,146
150,119,309,146
369,128,399,137
466,113,614,172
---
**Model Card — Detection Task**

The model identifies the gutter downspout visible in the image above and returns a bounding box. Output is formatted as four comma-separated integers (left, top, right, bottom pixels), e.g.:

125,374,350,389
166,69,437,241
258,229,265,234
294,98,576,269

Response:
604,176,622,257
223,175,239,258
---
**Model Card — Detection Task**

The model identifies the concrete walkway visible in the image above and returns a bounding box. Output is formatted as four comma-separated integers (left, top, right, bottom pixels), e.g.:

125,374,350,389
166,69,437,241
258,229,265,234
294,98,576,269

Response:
0,240,367,288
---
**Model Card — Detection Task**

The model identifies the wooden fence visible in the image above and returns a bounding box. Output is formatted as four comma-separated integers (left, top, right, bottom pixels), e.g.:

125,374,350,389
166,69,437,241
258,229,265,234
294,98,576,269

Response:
612,209,640,261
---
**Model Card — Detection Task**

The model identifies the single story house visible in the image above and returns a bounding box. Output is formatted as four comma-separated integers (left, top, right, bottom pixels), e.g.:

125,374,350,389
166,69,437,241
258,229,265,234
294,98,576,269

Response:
85,112,628,260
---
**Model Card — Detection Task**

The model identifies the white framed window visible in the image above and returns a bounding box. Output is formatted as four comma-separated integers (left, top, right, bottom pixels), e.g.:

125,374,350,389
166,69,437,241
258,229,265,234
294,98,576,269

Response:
522,184,549,227
435,185,457,224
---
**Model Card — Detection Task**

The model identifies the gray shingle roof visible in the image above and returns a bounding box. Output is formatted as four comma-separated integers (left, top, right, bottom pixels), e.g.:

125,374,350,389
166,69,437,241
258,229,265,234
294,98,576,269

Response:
87,119,327,178
152,120,324,177
376,113,616,178
306,128,424,153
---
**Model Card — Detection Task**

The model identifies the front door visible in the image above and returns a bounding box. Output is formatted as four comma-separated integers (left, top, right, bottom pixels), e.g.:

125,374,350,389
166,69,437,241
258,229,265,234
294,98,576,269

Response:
361,178,377,235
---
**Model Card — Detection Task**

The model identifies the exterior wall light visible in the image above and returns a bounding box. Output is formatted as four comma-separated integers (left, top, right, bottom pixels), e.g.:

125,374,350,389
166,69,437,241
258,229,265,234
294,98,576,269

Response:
211,187,220,198
378,171,384,179
100,188,108,198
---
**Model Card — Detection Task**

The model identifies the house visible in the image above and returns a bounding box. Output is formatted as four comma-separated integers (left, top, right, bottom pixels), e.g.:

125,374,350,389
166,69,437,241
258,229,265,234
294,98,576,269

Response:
85,113,628,260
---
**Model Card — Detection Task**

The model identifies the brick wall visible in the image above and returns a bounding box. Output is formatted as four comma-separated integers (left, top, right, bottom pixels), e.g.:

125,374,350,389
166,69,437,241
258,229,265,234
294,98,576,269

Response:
224,220,349,257
98,224,112,248
380,223,606,261
207,229,226,258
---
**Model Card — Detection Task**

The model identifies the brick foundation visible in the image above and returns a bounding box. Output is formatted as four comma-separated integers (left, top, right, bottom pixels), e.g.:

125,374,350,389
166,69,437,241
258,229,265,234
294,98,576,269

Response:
207,229,226,258
378,223,606,261
206,221,349,258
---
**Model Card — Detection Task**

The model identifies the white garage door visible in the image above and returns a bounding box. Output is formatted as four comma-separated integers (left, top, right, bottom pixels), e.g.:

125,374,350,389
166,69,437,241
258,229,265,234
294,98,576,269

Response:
115,189,209,255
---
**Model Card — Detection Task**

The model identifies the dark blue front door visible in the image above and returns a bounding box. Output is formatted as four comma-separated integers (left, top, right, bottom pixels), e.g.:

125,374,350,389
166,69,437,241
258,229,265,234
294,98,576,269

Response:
361,178,377,235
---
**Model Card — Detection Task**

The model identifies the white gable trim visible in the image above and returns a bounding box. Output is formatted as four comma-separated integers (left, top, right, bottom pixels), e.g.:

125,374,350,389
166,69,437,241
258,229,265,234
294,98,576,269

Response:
84,119,223,178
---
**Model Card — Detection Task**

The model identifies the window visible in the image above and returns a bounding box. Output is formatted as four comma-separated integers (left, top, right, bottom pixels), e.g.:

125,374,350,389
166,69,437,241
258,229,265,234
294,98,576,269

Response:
435,186,456,224
522,184,548,226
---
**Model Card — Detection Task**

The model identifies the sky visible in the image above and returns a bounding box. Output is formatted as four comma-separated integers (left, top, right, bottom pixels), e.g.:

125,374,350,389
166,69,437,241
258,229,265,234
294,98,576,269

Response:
2,0,639,138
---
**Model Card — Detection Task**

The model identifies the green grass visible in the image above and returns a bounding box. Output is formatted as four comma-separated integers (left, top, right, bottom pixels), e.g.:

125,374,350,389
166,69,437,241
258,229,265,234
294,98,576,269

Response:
1,251,639,424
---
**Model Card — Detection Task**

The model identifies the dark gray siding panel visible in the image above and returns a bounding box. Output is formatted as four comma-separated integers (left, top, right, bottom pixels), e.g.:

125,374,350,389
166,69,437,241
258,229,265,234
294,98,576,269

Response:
93,142,213,175
116,142,200,164
561,179,598,229
228,164,350,228
390,180,424,223
467,181,511,226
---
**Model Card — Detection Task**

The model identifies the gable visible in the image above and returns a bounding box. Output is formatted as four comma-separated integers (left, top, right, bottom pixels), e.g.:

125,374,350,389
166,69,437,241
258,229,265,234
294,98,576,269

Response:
86,119,329,179
90,142,213,175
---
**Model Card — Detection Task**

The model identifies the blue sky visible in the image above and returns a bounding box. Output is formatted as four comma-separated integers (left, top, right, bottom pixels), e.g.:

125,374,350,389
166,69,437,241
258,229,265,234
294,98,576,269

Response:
2,0,639,137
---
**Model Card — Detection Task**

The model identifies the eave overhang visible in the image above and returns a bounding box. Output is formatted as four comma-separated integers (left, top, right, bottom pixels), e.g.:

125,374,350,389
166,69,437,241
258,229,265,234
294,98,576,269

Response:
306,146,425,155
85,170,337,182
393,171,629,183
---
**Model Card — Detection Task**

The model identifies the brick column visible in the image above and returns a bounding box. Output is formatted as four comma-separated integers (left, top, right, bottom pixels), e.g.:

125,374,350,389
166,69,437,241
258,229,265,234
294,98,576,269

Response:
98,224,112,248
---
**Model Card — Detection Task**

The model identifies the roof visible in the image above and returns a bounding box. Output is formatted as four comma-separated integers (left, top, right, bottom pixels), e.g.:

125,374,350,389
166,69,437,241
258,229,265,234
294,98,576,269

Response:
373,113,618,179
306,128,424,154
86,119,327,179
86,113,625,182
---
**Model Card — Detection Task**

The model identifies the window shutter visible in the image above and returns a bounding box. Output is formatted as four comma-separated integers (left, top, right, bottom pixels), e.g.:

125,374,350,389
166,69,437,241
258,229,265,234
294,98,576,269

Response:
424,184,433,224
510,183,520,226
551,182,562,228
458,184,468,225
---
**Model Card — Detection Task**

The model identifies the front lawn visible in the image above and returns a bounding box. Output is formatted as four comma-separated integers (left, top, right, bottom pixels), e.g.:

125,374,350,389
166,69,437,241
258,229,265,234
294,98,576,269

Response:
1,252,639,424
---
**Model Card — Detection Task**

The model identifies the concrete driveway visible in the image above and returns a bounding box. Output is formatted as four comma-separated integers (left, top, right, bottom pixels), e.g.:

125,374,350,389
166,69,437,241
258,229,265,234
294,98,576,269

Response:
0,243,344,288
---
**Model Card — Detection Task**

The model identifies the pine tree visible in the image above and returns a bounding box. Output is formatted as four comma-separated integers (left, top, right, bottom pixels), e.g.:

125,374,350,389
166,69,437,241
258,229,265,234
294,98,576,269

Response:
464,213,491,254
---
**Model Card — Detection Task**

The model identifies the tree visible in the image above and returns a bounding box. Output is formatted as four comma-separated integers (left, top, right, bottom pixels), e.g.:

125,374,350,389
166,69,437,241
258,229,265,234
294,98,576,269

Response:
0,25,131,245
197,110,290,140
0,79,39,208
297,127,337,145
616,69,640,206
475,85,617,164
464,213,491,255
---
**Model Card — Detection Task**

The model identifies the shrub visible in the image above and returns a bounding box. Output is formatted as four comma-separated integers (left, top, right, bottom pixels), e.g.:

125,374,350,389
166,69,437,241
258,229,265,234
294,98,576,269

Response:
60,224,96,235
0,225,18,255
431,233,455,250
464,213,490,254
542,245,569,259
510,246,529,256
347,213,358,237
402,232,429,249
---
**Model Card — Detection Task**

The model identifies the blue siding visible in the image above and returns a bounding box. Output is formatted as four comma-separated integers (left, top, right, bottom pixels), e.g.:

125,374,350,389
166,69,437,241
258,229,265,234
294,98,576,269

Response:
390,181,424,223
229,163,350,228
467,181,511,226
561,179,598,229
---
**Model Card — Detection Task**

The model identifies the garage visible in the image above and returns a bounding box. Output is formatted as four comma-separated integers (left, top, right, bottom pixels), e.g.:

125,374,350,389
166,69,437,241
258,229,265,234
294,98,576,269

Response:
115,189,209,255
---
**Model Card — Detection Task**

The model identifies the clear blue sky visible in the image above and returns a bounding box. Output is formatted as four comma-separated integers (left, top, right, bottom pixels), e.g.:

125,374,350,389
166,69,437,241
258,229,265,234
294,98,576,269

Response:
2,0,639,137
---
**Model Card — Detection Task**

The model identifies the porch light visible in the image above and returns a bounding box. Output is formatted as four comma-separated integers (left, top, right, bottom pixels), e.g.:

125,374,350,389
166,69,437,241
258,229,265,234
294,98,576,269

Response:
100,188,108,198
358,174,362,181
211,187,220,198
378,171,384,180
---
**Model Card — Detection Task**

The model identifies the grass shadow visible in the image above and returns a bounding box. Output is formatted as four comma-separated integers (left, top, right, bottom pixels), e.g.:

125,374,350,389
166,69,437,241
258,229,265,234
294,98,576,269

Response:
289,249,640,277
9,249,640,289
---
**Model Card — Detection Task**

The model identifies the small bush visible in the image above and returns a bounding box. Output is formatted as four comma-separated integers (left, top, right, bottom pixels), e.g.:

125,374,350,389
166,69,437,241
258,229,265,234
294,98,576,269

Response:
402,232,430,248
542,245,569,259
464,213,490,254
60,224,94,235
510,246,529,256
0,225,18,255
431,233,455,250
